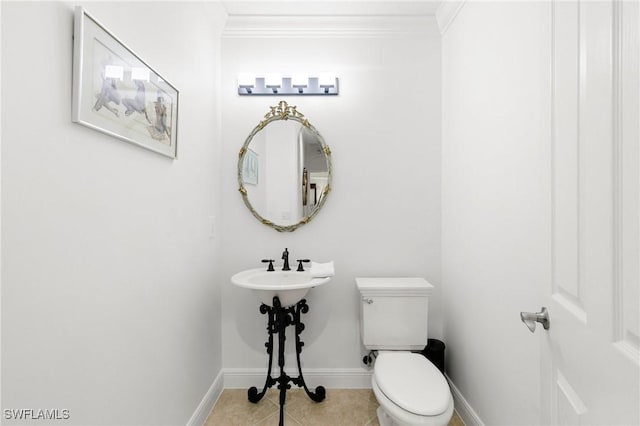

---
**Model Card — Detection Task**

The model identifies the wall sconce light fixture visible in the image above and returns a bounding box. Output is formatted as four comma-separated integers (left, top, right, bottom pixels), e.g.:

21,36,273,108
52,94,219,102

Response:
265,73,282,93
291,74,308,94
318,73,336,94
238,73,255,94
237,73,339,96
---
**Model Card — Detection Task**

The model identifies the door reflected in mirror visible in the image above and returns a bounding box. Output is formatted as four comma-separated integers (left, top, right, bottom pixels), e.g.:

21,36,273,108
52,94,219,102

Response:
238,101,332,232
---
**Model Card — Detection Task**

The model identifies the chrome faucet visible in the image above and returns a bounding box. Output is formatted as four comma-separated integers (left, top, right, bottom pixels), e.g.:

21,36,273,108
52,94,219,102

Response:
282,248,290,271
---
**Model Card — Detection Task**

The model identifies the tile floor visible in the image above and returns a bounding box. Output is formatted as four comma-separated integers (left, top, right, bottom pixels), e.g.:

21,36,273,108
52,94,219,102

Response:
205,388,465,426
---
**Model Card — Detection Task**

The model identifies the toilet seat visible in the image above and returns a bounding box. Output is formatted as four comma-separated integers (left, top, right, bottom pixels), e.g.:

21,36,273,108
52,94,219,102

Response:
372,352,453,426
375,352,450,416
372,375,454,426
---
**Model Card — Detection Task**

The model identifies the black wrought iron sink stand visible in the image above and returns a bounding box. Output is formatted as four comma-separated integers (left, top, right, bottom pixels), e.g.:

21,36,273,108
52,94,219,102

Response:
247,296,325,426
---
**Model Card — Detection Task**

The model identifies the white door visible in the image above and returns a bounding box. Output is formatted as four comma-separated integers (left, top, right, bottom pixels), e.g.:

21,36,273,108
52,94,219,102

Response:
536,1,640,424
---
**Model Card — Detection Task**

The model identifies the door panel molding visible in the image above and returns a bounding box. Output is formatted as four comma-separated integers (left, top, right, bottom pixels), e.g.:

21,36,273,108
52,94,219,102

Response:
551,0,585,319
551,2,587,322
613,0,640,359
555,369,587,424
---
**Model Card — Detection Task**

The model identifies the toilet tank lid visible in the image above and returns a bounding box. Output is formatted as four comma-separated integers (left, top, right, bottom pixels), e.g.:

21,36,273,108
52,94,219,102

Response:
356,277,433,296
374,352,450,416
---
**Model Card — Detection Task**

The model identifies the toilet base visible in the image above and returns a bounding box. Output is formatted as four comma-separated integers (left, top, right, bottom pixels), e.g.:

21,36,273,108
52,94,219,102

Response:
377,406,395,426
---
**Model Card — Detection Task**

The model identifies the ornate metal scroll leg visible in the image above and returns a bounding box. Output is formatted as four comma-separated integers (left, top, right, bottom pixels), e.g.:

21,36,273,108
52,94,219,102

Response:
292,299,326,402
274,296,292,426
249,296,324,426
248,304,276,403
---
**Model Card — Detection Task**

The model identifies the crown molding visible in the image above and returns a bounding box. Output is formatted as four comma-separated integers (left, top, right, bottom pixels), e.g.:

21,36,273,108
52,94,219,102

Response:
222,14,440,38
221,1,440,17
435,0,466,35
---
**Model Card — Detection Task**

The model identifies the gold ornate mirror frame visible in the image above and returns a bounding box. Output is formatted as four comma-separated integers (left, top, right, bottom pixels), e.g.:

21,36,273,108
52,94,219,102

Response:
237,101,332,232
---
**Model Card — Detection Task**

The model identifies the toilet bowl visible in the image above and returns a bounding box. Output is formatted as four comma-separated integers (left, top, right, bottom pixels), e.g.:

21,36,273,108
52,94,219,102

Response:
355,277,453,426
372,352,453,426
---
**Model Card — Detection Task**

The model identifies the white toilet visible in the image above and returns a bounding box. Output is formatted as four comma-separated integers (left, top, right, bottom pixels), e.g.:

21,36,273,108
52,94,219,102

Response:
356,277,454,426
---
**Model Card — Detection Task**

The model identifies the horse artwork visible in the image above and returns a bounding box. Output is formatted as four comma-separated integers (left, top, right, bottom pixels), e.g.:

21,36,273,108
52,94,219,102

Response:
72,7,179,158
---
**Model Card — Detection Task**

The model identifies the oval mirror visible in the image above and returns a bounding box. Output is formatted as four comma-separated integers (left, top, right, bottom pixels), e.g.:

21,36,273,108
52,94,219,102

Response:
238,101,332,232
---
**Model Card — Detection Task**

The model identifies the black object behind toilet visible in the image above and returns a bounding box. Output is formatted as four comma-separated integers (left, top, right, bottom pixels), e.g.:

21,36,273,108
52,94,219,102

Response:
421,338,445,375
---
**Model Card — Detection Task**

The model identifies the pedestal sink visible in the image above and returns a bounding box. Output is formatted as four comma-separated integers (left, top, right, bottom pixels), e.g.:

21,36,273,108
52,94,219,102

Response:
233,267,332,425
231,268,332,307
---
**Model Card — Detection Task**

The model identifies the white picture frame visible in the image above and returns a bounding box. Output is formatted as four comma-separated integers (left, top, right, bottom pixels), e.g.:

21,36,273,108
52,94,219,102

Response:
72,7,179,158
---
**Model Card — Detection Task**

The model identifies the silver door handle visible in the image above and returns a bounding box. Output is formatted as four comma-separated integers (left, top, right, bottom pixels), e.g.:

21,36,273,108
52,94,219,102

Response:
520,307,550,333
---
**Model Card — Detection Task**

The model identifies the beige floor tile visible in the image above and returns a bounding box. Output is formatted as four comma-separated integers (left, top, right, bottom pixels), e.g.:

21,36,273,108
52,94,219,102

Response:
205,389,278,426
364,414,380,426
206,388,465,426
256,410,302,426
276,389,377,426
449,411,465,426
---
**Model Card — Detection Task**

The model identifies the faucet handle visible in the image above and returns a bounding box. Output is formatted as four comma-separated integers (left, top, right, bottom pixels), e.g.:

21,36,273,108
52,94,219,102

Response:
296,259,310,271
261,259,275,271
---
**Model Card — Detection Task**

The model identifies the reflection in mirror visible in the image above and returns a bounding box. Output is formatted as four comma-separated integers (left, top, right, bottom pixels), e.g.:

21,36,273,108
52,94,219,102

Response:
238,101,332,232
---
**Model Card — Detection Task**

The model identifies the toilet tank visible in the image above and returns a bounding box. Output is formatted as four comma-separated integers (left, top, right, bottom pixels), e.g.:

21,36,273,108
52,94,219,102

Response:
356,277,433,350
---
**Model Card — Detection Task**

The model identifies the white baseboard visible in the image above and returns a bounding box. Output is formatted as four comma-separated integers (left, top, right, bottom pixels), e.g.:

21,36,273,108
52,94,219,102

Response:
223,367,373,389
445,373,484,426
187,370,224,426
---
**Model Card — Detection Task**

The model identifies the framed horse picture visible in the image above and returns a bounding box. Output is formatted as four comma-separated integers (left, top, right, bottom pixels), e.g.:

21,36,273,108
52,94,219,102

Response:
72,7,179,158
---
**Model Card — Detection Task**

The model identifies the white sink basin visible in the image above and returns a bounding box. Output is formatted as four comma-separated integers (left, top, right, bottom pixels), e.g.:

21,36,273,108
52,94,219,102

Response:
231,268,332,307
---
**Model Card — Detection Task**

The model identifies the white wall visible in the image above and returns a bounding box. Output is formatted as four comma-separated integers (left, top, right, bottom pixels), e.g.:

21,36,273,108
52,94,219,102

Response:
220,16,442,377
1,2,224,424
441,2,550,424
